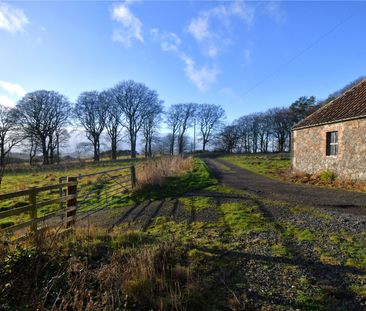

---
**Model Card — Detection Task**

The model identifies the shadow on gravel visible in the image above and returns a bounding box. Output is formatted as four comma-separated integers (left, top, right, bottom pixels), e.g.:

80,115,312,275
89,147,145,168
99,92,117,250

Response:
253,197,363,308
142,200,165,231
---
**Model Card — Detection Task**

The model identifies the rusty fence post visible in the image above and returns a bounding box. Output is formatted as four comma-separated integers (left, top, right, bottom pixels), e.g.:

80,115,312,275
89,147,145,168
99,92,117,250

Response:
29,188,38,244
130,164,136,189
66,176,77,228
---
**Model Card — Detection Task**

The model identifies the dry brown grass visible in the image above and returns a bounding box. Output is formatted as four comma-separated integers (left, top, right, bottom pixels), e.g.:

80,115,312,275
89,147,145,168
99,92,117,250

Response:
282,170,366,192
136,156,193,190
0,226,200,310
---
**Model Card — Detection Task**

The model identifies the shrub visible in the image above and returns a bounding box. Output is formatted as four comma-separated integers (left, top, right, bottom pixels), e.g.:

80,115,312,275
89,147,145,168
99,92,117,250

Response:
319,170,336,183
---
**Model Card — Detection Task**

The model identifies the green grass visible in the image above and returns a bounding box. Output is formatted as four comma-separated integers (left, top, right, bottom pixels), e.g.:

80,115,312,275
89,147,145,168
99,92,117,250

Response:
1,158,136,194
283,224,315,242
271,243,289,257
0,159,137,229
328,231,366,269
219,154,290,180
1,156,366,309
220,202,270,235
179,196,214,212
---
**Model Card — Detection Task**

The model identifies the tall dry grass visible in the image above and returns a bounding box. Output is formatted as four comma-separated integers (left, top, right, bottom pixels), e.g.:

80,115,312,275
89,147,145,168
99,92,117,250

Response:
136,156,193,189
0,226,199,310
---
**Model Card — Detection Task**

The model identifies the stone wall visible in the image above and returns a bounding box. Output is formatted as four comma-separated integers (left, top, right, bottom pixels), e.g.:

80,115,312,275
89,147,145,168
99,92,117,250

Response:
292,118,366,180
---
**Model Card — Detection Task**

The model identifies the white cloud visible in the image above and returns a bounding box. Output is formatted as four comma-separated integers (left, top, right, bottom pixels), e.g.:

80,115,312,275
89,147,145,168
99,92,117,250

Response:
150,29,181,52
180,54,219,91
188,15,210,42
187,1,255,58
151,29,219,91
264,1,287,24
0,95,15,107
0,2,29,33
112,1,143,47
0,80,26,97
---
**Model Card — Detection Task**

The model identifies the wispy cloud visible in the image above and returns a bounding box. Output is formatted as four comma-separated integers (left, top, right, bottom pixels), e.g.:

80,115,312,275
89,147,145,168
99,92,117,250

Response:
264,1,287,24
150,29,181,52
151,29,219,91
187,1,255,58
0,80,26,97
112,1,143,47
0,2,29,33
0,80,26,108
180,54,219,91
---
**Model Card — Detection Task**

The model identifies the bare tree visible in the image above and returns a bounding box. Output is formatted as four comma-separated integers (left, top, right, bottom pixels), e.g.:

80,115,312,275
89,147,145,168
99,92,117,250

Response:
270,108,292,152
15,90,70,165
76,142,93,161
0,105,20,166
166,105,181,155
112,80,161,159
234,115,253,153
197,104,225,152
103,90,124,160
26,135,39,165
0,105,21,185
218,125,240,153
54,129,70,164
75,91,107,162
142,101,163,157
256,112,272,153
176,103,197,155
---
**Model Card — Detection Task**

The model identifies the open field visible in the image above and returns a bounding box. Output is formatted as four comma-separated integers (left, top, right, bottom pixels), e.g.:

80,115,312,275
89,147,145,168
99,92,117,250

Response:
0,158,139,230
1,157,365,310
1,157,138,194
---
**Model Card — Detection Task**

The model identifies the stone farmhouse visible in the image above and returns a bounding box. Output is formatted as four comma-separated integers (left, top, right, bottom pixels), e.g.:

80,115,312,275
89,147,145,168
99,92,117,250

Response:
291,79,366,180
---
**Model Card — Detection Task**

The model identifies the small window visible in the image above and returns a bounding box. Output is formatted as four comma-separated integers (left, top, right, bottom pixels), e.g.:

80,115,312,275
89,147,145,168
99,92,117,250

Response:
326,131,338,156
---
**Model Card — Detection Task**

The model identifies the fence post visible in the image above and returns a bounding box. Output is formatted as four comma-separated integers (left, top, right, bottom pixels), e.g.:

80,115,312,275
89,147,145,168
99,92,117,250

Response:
29,188,38,244
130,164,136,189
66,176,77,228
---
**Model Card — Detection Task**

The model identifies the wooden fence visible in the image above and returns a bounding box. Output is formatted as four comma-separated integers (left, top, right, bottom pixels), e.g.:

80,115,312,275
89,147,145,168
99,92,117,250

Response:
0,164,136,243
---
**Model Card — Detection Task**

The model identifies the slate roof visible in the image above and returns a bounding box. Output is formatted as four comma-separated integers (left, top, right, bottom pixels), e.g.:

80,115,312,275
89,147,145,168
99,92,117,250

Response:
293,79,366,130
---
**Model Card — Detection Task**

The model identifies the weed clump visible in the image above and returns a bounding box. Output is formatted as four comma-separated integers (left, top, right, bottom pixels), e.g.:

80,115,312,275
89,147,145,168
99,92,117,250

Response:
0,228,207,310
319,170,337,183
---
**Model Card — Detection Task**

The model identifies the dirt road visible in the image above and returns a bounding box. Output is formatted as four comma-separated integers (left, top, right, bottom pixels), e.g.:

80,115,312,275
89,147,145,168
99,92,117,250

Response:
203,157,366,215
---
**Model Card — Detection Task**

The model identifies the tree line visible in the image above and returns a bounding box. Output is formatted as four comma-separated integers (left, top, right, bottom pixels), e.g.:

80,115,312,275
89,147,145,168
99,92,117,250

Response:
0,76,363,170
215,76,365,153
216,96,319,153
0,80,226,167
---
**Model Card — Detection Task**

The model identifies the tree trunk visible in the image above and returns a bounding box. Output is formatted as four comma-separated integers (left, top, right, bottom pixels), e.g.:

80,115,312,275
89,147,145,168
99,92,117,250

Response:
42,138,49,165
170,134,175,156
56,134,60,164
0,138,5,166
202,137,207,152
178,135,184,155
93,140,100,162
148,137,152,157
130,134,137,159
144,138,148,158
111,138,117,160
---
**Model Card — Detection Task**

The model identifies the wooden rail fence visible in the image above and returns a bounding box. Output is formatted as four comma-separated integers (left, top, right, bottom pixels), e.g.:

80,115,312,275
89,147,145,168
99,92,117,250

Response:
0,164,137,243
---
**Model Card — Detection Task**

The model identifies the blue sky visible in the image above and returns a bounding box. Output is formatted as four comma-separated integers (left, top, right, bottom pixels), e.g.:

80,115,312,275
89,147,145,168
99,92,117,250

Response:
1,0,366,123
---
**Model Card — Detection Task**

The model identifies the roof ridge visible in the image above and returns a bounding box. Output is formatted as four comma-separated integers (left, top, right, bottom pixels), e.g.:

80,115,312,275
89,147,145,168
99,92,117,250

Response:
293,78,366,129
